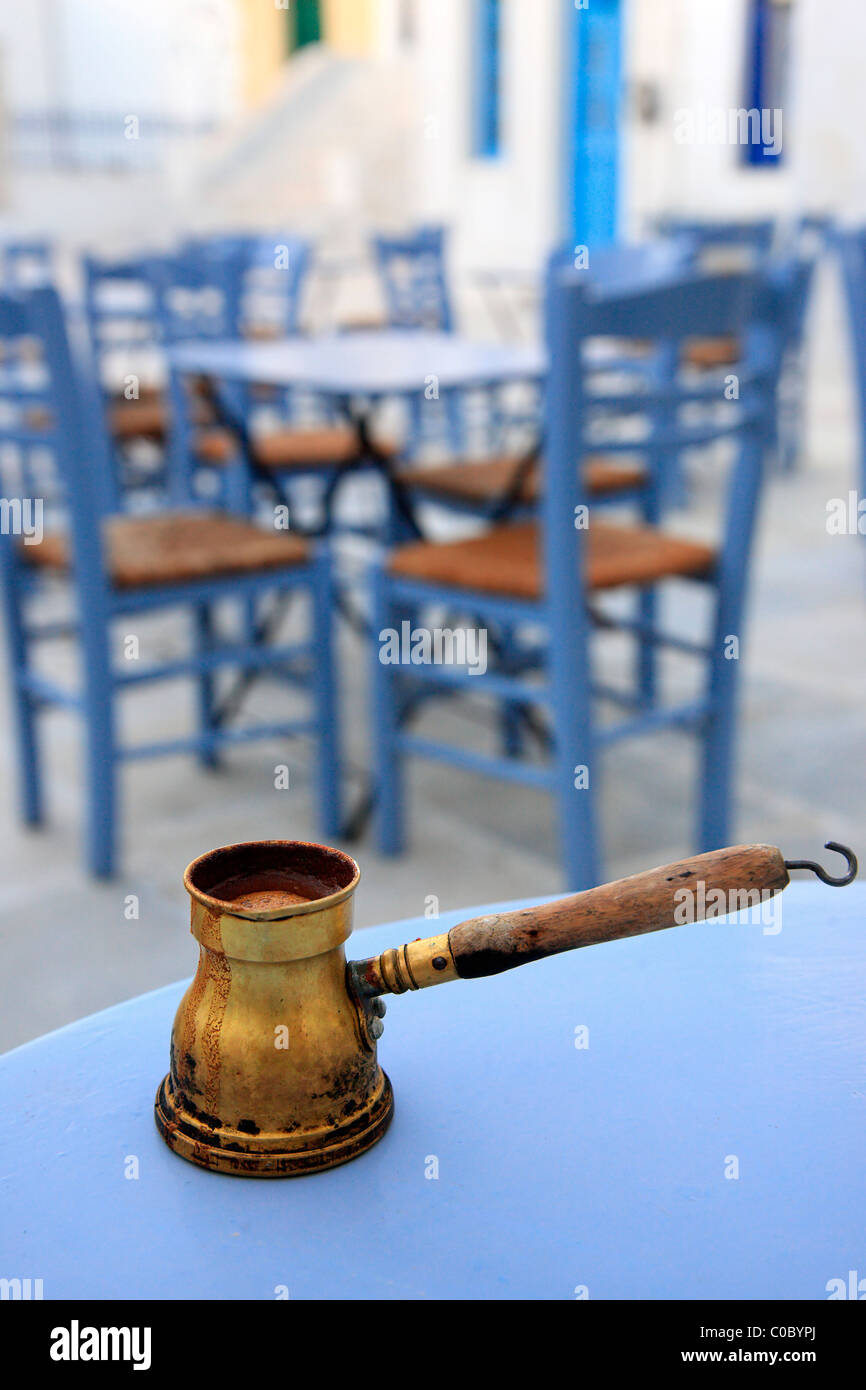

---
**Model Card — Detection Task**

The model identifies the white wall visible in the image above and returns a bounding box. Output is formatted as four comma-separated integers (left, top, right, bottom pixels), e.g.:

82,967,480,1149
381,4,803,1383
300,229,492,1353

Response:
412,0,562,271
408,0,866,264
0,0,242,242
626,0,866,229
0,0,241,123
626,0,794,228
790,0,866,222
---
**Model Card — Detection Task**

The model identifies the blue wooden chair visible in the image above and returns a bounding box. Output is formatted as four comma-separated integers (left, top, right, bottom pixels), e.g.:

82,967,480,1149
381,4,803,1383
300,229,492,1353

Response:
82,253,169,496
395,238,700,521
655,222,818,471
0,240,54,287
183,232,311,339
154,248,386,524
143,247,245,507
0,285,340,877
576,237,697,290
239,235,310,341
212,234,337,440
0,241,56,467
371,225,467,457
372,225,454,332
653,223,774,386
370,268,782,889
774,247,820,472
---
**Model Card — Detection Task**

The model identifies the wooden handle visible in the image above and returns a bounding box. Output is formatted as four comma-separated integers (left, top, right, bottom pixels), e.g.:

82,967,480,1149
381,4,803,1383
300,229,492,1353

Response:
448,844,789,980
349,845,790,997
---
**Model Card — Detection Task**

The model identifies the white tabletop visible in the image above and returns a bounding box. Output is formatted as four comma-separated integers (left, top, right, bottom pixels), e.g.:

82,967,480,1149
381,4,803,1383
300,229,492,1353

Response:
169,330,546,397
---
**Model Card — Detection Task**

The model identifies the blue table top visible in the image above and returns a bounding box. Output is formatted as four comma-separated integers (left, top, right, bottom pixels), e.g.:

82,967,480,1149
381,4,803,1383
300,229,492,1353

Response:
1,882,863,1300
169,330,545,397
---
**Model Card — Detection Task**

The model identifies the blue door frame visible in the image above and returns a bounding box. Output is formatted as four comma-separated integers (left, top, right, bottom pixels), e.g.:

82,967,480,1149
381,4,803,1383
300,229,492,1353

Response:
562,0,624,250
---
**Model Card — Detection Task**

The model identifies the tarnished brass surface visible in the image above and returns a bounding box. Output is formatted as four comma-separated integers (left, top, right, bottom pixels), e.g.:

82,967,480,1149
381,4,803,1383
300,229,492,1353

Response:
154,841,393,1177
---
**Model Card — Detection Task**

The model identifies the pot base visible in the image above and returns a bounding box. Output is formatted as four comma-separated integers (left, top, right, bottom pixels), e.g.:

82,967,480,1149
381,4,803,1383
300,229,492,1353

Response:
154,1072,394,1178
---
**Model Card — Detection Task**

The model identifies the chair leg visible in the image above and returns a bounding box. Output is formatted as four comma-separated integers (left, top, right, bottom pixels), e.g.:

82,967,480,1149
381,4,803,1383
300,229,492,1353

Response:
166,369,196,507
636,587,657,707
407,393,424,461
497,624,523,757
637,453,664,704
371,564,405,856
81,630,117,878
221,455,254,515
194,604,220,770
697,427,765,850
311,551,340,840
698,650,738,851
502,705,523,759
445,389,463,455
549,638,600,892
552,731,600,892
1,577,43,825
14,685,43,825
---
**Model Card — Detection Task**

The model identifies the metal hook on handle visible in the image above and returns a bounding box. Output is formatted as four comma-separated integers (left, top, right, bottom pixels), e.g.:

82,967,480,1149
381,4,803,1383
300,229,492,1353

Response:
784,841,858,887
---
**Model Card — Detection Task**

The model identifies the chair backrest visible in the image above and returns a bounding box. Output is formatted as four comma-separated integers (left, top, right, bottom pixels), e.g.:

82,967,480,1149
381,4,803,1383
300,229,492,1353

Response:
542,266,786,615
0,286,118,608
372,225,454,331
790,213,834,257
183,233,311,337
82,253,162,385
656,218,776,255
147,247,246,345
1,240,54,288
553,238,697,292
775,249,818,357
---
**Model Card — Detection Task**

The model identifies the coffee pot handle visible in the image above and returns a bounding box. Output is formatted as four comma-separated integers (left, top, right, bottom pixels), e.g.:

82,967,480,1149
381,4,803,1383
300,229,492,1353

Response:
348,843,824,998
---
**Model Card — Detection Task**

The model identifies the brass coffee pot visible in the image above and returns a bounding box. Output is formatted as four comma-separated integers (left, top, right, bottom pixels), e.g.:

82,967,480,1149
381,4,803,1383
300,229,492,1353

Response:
155,838,856,1177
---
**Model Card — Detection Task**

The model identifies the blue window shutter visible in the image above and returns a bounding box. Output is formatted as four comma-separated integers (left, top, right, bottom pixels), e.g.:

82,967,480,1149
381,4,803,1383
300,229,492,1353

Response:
743,0,791,165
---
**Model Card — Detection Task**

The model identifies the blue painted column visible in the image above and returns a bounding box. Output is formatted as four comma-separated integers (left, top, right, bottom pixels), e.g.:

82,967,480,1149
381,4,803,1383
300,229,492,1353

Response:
472,0,503,158
562,0,624,250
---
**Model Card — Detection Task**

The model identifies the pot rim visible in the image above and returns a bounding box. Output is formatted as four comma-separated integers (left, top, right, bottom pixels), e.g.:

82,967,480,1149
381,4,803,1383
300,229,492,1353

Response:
183,839,361,922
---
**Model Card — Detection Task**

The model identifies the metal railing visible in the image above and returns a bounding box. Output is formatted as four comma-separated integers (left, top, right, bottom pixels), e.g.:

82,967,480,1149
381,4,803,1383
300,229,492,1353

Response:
8,110,218,172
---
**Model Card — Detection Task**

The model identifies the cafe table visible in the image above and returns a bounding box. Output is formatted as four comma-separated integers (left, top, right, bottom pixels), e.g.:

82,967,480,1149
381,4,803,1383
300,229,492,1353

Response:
1,881,863,1300
170,330,545,400
169,330,546,529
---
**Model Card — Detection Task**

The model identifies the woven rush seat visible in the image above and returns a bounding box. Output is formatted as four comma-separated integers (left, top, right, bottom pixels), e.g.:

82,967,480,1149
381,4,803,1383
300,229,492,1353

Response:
387,519,716,600
397,453,646,506
684,335,741,370
108,390,218,444
26,512,309,591
109,397,169,441
194,423,397,470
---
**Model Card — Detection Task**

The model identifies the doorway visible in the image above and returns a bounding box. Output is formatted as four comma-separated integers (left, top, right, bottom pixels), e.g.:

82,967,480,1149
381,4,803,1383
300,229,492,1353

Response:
563,0,624,249
289,0,321,51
